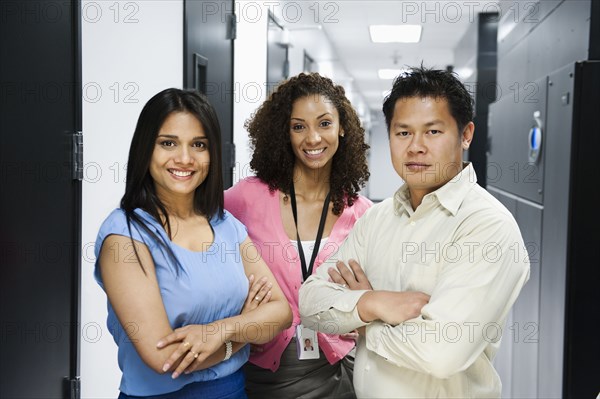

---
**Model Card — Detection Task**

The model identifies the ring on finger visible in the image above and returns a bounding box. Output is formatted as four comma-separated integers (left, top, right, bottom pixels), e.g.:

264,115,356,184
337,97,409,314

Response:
254,296,260,301
190,350,199,359
182,341,191,348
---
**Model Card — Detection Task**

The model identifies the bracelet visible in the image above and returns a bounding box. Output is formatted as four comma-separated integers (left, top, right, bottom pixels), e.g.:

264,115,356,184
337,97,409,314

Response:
223,341,233,361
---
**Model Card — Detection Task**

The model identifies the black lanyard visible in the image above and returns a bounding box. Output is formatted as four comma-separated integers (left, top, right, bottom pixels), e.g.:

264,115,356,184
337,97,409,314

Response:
289,183,331,281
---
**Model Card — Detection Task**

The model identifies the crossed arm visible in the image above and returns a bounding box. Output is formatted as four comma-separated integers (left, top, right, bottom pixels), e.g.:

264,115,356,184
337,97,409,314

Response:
327,259,429,328
99,235,292,379
299,211,430,336
300,215,530,379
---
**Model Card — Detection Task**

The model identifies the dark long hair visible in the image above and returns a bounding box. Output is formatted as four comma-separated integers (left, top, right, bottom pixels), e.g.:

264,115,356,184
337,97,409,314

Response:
246,73,370,215
120,88,224,272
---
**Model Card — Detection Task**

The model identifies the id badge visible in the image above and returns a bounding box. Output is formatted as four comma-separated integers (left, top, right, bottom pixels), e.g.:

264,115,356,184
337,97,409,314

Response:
296,324,320,360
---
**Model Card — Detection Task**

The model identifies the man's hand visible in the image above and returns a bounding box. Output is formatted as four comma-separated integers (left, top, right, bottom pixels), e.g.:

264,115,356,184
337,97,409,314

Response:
328,259,429,327
357,291,430,326
328,259,373,290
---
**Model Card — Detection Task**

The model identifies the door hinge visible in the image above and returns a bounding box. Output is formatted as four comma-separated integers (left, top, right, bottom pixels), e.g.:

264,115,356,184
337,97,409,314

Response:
63,376,80,399
72,131,83,181
227,13,236,40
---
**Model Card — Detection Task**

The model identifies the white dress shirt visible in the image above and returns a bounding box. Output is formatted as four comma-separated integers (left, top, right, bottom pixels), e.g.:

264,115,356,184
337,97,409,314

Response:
299,163,530,398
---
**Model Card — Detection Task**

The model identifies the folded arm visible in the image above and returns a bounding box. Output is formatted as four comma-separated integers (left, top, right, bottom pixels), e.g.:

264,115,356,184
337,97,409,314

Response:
301,210,530,380
157,237,292,377
100,235,291,377
299,213,371,335
363,219,530,379
99,234,188,374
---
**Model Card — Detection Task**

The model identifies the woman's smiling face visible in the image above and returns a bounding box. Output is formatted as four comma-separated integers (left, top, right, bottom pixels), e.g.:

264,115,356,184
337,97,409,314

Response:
289,94,343,175
149,112,210,202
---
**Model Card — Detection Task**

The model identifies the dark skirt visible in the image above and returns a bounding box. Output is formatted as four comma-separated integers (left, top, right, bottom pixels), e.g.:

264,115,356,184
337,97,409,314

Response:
243,337,356,399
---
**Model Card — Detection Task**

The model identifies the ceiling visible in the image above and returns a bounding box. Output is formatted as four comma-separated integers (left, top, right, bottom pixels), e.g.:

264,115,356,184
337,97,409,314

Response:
274,0,501,113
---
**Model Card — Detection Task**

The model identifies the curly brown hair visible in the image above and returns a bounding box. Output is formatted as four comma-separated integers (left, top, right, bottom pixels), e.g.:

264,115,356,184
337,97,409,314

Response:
245,73,370,215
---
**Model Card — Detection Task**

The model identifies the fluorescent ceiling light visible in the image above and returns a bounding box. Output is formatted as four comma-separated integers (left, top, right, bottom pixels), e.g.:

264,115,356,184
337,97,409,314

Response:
378,69,410,80
369,25,422,43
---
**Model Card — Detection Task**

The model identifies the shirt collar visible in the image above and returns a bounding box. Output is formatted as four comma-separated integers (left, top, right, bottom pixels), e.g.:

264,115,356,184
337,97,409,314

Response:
393,162,478,217
393,185,412,216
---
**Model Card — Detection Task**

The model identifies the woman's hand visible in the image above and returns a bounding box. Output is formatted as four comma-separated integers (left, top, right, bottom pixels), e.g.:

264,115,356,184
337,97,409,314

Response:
156,324,225,379
242,274,272,313
242,274,272,354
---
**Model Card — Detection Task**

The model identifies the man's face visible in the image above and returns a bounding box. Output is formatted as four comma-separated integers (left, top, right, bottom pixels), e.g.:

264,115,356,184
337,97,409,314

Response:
389,96,473,200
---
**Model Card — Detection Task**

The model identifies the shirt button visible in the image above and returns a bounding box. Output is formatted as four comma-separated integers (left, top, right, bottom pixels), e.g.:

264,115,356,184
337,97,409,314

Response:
410,221,416,226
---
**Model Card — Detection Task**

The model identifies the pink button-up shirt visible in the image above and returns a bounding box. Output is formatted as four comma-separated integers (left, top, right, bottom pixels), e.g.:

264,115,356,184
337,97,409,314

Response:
225,177,372,371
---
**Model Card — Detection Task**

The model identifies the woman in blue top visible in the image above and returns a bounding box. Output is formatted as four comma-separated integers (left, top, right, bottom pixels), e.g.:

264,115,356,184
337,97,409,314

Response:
94,88,292,398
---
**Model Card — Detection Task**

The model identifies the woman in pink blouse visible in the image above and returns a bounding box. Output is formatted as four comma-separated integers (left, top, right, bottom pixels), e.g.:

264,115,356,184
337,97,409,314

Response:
225,73,371,398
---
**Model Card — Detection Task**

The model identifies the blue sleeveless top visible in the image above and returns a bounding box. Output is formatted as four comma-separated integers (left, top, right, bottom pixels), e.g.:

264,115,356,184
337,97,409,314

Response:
94,208,251,396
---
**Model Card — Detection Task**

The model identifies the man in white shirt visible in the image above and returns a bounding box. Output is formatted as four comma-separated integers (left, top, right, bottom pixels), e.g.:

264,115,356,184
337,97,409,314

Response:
299,66,530,398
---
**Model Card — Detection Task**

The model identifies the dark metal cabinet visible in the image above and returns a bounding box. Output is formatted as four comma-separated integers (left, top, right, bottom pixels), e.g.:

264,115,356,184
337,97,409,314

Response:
488,188,542,399
0,1,82,397
184,0,235,188
488,61,600,399
487,75,547,205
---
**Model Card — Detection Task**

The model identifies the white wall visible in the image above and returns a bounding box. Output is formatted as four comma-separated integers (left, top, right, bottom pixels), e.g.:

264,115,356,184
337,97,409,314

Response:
287,38,305,77
80,1,183,397
232,2,269,184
